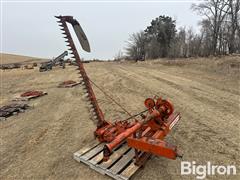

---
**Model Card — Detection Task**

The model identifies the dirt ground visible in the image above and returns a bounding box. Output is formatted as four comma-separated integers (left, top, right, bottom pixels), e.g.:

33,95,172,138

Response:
0,56,239,180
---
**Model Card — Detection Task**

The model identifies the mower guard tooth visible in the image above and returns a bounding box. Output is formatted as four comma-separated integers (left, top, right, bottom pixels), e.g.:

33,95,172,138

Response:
89,108,95,112
83,90,88,94
82,93,89,98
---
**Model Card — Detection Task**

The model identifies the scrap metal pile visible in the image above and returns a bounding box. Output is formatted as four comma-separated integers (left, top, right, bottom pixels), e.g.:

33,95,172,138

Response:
56,15,181,179
0,63,21,70
39,51,68,72
23,63,35,69
0,103,29,120
0,90,47,120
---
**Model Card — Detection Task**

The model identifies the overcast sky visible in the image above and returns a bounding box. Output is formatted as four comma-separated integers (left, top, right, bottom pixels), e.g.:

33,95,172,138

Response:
1,1,202,60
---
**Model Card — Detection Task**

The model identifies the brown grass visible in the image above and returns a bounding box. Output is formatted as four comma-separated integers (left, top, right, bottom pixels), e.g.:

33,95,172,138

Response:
0,55,239,180
0,53,47,64
141,55,240,77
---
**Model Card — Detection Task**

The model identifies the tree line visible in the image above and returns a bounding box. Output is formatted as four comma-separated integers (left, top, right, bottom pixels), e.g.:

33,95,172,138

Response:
120,0,240,61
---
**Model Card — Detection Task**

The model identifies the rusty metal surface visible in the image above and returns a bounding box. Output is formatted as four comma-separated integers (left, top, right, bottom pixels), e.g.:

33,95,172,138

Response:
58,80,80,88
12,91,48,101
20,91,46,97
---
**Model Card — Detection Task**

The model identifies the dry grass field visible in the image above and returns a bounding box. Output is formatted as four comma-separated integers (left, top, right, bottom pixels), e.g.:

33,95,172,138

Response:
0,53,47,65
0,54,239,180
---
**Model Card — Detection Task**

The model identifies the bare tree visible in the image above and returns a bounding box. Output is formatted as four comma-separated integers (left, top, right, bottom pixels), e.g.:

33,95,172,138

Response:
192,0,230,55
125,31,146,61
199,19,212,56
177,27,188,57
123,5,239,59
227,0,240,53
114,50,124,61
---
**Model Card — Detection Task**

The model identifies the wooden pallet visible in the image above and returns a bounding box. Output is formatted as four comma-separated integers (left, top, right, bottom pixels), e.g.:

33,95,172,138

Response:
73,142,140,180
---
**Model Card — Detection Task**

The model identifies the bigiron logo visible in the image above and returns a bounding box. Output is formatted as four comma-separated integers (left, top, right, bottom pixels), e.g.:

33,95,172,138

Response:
181,161,237,179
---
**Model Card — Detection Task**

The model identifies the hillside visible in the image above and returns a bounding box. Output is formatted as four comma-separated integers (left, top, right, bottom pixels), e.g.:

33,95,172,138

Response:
0,53,46,64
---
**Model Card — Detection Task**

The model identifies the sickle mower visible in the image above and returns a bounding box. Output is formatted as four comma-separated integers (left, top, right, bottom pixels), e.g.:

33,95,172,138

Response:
55,15,181,179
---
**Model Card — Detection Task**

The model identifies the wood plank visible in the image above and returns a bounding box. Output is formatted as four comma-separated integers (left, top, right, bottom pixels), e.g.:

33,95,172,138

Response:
90,165,106,175
81,143,105,161
74,141,100,158
12,97,28,101
74,142,144,180
119,162,139,180
108,149,135,175
98,144,130,169
89,151,103,165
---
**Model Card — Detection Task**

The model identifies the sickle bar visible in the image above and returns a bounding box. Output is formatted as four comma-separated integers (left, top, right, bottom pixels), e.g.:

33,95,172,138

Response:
55,17,182,176
55,15,105,127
